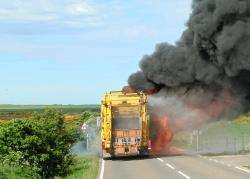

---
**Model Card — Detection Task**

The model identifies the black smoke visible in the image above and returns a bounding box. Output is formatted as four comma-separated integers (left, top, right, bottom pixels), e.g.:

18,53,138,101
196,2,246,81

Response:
128,0,250,112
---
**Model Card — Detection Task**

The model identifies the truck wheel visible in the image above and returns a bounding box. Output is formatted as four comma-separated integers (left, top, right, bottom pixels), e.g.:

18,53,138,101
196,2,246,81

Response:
101,150,108,160
139,149,149,158
102,153,110,160
102,151,113,160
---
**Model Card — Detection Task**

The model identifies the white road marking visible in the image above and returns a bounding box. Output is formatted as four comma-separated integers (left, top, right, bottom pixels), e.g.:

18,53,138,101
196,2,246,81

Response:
99,159,105,179
235,166,250,173
178,171,191,179
205,157,235,168
157,158,164,162
156,157,191,179
166,163,175,170
204,157,236,169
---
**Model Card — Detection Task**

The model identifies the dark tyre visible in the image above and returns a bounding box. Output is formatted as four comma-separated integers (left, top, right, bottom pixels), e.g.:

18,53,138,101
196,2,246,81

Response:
139,149,149,157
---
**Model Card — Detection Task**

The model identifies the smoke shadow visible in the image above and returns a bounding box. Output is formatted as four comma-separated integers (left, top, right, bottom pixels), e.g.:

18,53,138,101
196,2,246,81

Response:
105,153,187,161
106,155,155,161
153,154,184,158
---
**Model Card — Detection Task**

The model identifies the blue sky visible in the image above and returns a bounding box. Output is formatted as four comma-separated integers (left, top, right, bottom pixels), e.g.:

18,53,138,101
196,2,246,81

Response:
0,0,192,104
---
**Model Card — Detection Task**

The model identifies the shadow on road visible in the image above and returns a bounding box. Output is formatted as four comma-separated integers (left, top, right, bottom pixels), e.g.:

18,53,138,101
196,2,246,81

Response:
103,152,196,161
106,155,155,161
106,153,187,161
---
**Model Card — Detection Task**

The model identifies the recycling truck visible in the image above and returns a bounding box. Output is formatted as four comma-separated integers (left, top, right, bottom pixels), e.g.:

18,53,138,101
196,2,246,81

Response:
101,91,150,157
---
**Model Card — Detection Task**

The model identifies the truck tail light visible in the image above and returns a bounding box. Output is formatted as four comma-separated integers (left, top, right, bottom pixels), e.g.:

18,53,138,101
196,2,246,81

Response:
148,140,151,150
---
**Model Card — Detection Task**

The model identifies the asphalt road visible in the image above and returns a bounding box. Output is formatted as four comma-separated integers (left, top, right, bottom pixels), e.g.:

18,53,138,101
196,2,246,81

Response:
100,154,250,179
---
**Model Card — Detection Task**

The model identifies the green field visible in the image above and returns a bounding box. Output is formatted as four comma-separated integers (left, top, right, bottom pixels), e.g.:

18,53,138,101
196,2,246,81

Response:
0,104,99,113
0,104,99,109
0,104,100,121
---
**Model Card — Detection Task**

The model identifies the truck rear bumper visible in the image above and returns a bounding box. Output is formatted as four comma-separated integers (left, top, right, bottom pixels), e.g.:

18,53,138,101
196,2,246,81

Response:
114,146,139,156
113,146,150,157
102,149,139,158
113,152,139,157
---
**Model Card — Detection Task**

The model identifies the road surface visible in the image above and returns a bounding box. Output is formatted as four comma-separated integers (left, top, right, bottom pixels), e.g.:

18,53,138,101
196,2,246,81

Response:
100,154,250,179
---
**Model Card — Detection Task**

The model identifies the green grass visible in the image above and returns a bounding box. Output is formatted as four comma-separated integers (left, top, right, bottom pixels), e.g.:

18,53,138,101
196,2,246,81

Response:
0,156,100,179
0,164,38,179
57,156,99,179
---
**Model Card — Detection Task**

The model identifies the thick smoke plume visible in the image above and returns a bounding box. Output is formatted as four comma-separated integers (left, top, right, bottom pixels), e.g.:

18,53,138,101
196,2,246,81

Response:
128,0,250,154
129,0,250,111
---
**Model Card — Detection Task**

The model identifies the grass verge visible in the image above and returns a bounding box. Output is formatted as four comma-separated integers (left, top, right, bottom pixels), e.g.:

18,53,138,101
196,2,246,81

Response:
57,156,99,179
0,156,99,179
0,164,38,179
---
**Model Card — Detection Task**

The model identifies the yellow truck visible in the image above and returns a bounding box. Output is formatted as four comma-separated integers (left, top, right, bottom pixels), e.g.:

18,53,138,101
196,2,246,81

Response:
101,91,150,158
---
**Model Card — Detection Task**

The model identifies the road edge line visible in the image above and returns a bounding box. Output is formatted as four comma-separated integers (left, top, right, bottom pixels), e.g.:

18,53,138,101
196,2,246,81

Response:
99,159,105,179
166,163,175,170
235,166,250,173
178,171,191,179
157,158,164,162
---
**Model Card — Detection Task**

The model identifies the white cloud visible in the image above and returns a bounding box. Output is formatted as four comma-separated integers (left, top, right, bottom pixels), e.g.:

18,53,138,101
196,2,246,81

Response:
0,9,56,22
0,0,102,27
67,1,97,16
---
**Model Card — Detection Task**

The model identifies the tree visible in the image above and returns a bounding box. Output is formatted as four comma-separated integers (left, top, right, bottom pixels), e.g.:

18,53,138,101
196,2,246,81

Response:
0,109,76,178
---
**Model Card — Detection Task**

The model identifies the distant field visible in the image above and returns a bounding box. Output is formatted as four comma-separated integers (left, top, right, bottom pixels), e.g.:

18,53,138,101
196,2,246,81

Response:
0,104,100,121
0,104,99,110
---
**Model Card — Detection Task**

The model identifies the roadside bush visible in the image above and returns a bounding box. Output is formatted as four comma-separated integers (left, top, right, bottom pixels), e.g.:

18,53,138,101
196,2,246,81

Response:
235,114,250,123
0,109,77,178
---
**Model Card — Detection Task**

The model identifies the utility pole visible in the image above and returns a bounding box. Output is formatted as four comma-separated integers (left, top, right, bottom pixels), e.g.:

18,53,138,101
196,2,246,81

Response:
196,129,199,152
234,137,237,154
242,132,245,152
195,129,202,152
86,133,89,151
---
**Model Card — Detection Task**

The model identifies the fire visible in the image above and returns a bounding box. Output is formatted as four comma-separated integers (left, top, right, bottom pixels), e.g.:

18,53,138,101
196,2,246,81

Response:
122,86,160,95
176,88,236,130
124,86,236,155
150,115,173,154
122,86,136,93
150,113,185,155
149,88,236,155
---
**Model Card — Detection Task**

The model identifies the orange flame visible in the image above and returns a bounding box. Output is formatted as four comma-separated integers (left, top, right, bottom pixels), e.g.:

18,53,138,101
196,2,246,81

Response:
151,115,173,154
126,86,236,155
